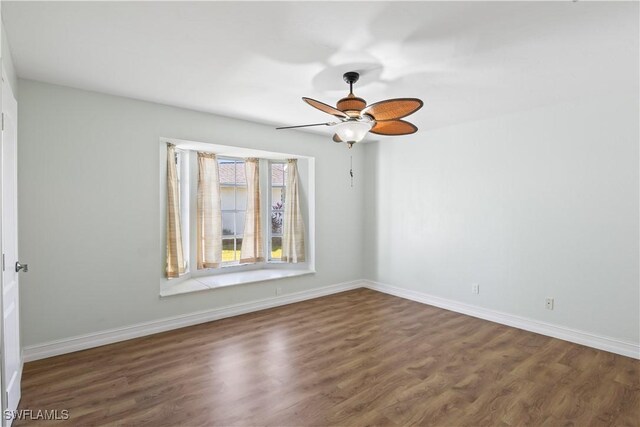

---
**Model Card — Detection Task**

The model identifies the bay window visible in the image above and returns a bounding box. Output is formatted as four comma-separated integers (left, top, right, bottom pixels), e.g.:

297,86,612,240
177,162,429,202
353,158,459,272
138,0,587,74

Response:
160,139,315,296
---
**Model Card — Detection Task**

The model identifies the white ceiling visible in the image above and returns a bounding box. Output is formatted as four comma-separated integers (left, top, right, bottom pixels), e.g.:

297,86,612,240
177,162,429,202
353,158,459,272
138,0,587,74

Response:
3,1,638,139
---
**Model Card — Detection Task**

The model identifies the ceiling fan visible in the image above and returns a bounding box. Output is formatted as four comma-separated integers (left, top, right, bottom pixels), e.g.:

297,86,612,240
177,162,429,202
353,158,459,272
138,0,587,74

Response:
276,71,423,148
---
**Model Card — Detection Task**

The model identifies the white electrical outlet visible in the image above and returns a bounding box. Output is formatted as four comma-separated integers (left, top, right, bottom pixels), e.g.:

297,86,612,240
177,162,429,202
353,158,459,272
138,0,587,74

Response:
545,298,554,310
276,287,282,296
472,283,479,294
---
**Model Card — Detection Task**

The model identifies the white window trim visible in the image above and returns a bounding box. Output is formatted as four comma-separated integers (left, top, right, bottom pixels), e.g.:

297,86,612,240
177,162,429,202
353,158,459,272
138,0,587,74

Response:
160,269,316,297
159,138,315,296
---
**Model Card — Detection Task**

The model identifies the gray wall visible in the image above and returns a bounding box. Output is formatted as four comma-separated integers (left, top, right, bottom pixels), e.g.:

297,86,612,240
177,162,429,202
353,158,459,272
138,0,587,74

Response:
18,79,365,347
363,93,639,344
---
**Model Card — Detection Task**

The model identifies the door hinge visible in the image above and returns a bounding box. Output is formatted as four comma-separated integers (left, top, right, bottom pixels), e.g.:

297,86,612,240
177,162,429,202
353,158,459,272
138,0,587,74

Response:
2,253,4,272
1,113,4,131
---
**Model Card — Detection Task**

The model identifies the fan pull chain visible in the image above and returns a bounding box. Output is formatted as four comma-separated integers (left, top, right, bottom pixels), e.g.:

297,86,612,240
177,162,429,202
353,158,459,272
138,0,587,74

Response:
350,155,354,187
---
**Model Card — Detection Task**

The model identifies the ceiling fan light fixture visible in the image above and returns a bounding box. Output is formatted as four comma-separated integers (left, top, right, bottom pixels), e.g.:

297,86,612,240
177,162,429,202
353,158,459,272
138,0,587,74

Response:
334,120,373,144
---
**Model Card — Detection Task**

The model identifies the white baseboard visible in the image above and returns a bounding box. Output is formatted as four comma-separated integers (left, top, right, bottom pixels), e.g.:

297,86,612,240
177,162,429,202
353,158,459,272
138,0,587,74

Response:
23,279,640,362
363,280,640,360
23,280,365,362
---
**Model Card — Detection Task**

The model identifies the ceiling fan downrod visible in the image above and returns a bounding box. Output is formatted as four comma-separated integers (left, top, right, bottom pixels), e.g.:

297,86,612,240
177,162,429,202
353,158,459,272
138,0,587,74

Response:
343,71,360,95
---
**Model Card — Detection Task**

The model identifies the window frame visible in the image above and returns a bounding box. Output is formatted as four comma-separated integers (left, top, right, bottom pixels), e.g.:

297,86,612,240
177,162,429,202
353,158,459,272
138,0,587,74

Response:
218,156,247,266
268,160,286,262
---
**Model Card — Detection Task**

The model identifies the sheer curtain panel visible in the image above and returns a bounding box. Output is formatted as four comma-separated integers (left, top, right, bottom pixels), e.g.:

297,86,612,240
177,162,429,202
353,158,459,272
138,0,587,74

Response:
282,159,306,263
240,158,264,263
197,152,223,269
166,144,186,278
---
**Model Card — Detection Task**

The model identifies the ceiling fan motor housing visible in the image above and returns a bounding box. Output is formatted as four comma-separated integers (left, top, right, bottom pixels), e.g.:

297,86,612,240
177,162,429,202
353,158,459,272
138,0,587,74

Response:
337,94,367,118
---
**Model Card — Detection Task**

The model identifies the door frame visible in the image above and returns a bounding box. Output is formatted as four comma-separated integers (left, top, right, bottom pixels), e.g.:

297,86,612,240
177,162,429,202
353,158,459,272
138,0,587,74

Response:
0,62,6,427
0,63,22,427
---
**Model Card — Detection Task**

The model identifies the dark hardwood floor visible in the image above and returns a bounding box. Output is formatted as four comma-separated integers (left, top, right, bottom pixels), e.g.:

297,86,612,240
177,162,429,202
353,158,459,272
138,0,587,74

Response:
17,289,639,426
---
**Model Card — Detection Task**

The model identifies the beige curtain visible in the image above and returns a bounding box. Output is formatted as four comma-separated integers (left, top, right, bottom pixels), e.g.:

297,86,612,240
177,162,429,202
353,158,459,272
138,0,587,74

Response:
197,152,222,269
282,159,306,263
240,158,264,263
166,144,186,278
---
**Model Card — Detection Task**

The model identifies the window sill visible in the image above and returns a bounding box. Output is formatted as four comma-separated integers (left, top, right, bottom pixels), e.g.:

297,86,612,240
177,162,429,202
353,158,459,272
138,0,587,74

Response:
160,268,315,297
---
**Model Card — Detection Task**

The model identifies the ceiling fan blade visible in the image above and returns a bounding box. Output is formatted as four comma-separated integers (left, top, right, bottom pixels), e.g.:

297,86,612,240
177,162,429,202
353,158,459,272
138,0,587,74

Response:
332,134,342,143
276,122,334,130
361,98,423,121
302,97,349,119
369,119,418,136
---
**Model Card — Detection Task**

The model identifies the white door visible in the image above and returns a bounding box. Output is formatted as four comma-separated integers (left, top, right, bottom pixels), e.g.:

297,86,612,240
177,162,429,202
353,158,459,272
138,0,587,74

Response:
1,67,21,424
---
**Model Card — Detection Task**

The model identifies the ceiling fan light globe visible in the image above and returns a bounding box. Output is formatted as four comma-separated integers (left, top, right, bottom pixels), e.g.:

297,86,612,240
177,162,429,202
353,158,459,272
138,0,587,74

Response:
334,121,373,143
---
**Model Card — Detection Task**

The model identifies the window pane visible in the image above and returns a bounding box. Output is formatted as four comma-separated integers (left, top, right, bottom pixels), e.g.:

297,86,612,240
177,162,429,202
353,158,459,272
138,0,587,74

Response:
236,187,247,211
236,212,245,236
271,211,282,235
222,212,234,236
218,160,235,185
272,187,285,210
222,239,235,262
235,161,246,186
221,187,235,210
271,237,282,260
271,163,284,186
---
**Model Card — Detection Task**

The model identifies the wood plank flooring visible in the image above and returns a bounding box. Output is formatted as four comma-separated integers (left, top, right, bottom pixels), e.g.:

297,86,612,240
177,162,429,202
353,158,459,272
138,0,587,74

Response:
16,289,639,426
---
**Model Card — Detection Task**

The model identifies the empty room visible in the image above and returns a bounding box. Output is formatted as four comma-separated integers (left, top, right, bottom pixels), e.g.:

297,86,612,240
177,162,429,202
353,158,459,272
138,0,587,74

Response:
0,0,637,426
